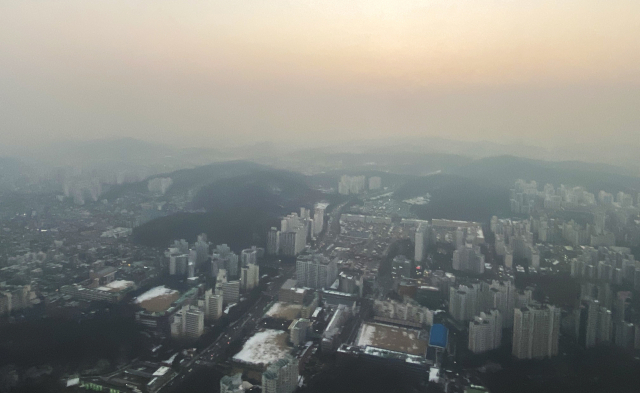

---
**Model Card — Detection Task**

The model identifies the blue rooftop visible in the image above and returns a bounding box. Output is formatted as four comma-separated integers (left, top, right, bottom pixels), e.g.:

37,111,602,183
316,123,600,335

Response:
429,324,448,348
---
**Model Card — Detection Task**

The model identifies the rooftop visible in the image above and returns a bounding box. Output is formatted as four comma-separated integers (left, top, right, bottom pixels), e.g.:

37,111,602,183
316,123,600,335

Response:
355,322,427,356
134,286,180,313
96,280,135,293
265,302,302,320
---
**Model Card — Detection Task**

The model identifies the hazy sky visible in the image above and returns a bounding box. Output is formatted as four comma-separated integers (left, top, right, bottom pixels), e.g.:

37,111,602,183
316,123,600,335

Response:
1,0,639,149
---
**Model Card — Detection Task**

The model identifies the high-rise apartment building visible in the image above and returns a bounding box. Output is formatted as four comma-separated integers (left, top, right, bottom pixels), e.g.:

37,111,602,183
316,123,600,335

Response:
220,373,245,393
183,307,204,339
512,303,560,359
574,300,612,348
262,356,299,393
449,284,479,322
290,318,311,346
267,227,280,255
170,306,204,339
415,225,426,262
212,244,240,279
194,233,210,264
487,280,516,328
296,253,338,289
204,289,223,321
241,263,260,292
338,175,366,195
313,203,328,236
468,310,502,354
222,281,240,305
452,243,485,274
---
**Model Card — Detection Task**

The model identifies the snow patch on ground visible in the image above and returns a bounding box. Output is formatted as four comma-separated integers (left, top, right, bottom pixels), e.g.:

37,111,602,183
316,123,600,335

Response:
265,302,302,319
134,286,178,304
232,329,290,366
356,324,377,347
99,280,134,291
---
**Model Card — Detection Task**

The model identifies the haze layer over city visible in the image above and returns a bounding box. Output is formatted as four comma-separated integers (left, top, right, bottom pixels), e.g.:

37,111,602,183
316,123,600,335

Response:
1,1,639,393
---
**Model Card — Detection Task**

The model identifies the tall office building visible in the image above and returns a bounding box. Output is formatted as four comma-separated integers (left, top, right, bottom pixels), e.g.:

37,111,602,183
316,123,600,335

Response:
262,356,299,393
296,253,338,289
512,303,560,359
468,310,502,354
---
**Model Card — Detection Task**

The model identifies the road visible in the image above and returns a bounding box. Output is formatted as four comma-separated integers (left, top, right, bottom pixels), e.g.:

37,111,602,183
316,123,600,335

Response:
161,265,295,392
163,201,348,392
315,200,348,252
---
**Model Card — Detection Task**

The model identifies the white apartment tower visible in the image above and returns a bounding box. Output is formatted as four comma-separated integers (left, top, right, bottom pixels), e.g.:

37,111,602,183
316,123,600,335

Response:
449,285,479,322
512,303,560,359
468,309,502,354
452,243,485,274
241,263,260,292
313,203,328,236
204,289,223,321
222,281,240,305
267,227,280,255
296,253,338,289
183,307,204,339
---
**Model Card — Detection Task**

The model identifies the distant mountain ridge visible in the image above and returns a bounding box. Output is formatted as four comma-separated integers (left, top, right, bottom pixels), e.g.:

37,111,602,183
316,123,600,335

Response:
102,160,267,200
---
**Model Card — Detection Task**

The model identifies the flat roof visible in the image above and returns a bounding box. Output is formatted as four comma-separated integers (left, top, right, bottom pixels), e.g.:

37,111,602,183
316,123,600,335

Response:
265,302,302,320
429,324,448,348
356,322,427,356
96,280,135,293
135,286,180,313
280,279,297,291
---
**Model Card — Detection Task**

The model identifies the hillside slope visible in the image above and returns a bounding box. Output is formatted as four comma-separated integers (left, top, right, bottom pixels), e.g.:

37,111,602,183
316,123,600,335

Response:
132,168,322,249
